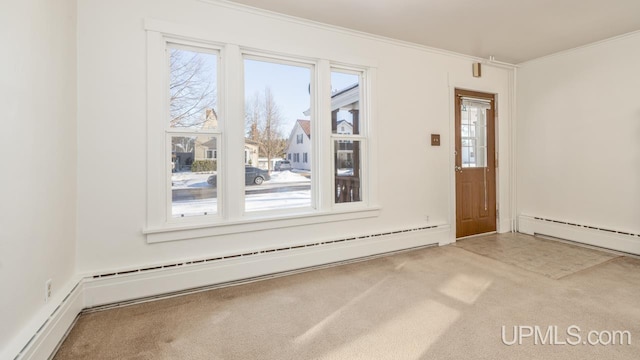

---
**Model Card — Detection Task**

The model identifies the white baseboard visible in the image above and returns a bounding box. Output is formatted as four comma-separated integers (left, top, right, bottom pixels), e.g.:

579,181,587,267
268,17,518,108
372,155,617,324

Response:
519,214,640,255
9,225,449,360
83,226,448,308
4,278,84,360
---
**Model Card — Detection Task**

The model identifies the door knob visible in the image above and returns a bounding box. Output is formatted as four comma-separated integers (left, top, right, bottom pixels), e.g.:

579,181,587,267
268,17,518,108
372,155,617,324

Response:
455,165,462,172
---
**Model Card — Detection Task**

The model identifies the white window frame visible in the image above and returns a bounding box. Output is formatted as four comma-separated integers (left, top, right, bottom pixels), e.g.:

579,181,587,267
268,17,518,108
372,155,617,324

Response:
143,20,379,243
330,67,369,209
241,52,317,215
165,42,222,222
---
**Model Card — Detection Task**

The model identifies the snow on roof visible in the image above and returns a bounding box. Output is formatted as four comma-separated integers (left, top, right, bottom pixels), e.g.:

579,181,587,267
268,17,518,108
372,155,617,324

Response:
332,83,358,98
303,83,359,116
336,119,352,127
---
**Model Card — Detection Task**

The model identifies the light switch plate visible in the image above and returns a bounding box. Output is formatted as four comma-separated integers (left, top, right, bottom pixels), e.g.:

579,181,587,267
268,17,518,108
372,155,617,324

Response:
431,134,440,146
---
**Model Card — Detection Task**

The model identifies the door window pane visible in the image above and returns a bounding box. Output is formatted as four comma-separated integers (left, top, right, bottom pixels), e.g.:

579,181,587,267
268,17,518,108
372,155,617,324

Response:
244,58,312,212
461,103,488,168
171,135,218,217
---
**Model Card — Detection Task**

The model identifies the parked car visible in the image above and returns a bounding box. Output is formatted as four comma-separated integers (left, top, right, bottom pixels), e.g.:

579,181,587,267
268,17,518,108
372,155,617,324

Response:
207,166,270,187
274,160,292,171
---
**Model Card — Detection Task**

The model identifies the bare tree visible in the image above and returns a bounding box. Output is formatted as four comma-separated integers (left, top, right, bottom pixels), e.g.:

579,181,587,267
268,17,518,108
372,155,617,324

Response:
169,48,217,128
172,137,195,153
245,91,262,141
245,87,288,170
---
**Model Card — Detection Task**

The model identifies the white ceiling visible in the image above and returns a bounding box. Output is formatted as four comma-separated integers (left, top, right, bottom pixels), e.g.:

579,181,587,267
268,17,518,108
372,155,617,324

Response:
226,0,640,64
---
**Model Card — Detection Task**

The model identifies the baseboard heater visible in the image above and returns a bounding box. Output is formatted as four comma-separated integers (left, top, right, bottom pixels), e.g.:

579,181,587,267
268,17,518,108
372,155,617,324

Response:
87,240,439,313
92,225,440,279
518,215,640,255
13,225,446,360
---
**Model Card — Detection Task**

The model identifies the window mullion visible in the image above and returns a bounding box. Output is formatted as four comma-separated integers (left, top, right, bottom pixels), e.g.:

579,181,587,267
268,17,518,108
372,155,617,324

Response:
316,59,332,211
331,135,366,140
223,43,244,220
166,129,220,135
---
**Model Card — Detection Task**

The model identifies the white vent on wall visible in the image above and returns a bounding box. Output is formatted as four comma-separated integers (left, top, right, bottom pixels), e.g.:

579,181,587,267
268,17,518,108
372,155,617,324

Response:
532,217,640,238
92,226,440,279
519,214,640,256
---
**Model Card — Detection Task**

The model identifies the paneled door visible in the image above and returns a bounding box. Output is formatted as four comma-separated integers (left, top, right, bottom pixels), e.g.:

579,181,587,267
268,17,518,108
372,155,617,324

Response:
455,89,496,238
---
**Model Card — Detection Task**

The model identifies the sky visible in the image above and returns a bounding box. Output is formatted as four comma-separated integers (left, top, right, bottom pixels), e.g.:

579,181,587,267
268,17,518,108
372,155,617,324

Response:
244,59,359,137
169,47,359,137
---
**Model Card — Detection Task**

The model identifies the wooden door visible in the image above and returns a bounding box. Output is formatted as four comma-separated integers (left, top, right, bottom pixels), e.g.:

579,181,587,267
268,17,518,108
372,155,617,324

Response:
455,89,496,238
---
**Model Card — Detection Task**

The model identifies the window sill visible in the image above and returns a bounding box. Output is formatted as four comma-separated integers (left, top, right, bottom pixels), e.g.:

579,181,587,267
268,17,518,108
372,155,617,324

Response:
144,206,381,243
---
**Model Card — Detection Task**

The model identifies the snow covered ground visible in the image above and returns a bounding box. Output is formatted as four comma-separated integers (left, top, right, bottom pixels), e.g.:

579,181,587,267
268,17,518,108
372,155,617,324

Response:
244,190,310,212
171,189,311,217
171,172,212,189
172,198,217,217
171,170,312,217
267,170,310,183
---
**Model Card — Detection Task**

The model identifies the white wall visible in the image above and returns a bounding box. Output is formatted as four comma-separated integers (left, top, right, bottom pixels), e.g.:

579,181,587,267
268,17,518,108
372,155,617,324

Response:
517,32,640,235
0,0,77,355
76,0,514,274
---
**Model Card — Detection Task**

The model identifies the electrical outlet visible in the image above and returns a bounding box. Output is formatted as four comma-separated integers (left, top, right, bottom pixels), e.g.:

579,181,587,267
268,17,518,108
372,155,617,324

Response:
45,279,52,303
426,215,430,222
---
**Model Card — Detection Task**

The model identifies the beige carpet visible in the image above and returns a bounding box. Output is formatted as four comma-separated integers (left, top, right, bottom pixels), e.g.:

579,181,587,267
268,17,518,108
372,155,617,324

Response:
455,232,620,279
54,234,640,360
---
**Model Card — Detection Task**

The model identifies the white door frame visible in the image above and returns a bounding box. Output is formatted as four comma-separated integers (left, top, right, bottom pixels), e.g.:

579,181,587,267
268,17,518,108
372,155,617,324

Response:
447,73,515,244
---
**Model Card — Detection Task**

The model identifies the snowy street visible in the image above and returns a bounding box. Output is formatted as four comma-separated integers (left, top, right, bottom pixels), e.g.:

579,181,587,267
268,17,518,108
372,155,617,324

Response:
171,169,310,189
171,170,312,217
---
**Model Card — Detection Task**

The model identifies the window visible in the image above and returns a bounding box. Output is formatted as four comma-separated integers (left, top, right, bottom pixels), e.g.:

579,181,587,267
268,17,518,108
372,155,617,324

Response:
331,70,365,204
461,100,489,168
243,56,312,212
206,149,217,159
167,44,220,218
145,24,377,241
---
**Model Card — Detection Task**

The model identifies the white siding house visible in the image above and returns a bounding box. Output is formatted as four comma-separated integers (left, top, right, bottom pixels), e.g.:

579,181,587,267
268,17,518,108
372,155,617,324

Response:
286,83,361,172
286,119,311,170
335,119,354,168
244,140,259,166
